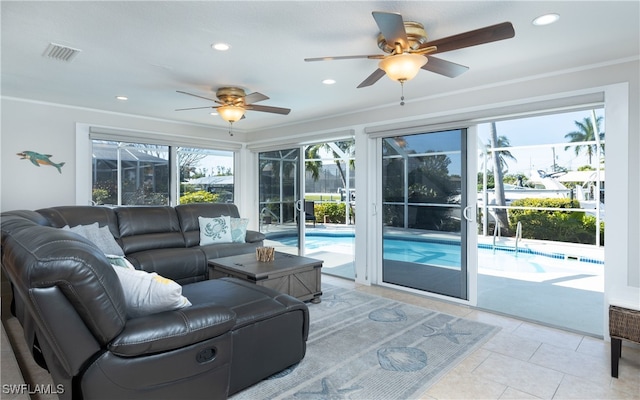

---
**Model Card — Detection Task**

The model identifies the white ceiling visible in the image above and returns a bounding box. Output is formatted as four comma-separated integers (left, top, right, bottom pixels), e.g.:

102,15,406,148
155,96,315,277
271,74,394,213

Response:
2,1,638,133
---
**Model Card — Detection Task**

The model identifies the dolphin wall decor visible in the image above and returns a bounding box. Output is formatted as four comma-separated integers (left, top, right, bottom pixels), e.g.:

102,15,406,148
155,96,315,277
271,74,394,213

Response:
17,151,65,174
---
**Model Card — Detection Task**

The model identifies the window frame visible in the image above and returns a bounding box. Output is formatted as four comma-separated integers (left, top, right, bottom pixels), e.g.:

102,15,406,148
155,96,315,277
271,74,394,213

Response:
78,124,241,206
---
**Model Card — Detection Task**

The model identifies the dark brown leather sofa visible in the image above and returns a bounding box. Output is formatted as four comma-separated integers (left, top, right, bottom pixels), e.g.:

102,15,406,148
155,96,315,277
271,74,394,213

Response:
1,204,309,399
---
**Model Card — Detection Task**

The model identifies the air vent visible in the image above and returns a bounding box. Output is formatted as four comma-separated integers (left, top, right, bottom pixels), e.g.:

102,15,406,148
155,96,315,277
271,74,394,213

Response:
43,43,81,62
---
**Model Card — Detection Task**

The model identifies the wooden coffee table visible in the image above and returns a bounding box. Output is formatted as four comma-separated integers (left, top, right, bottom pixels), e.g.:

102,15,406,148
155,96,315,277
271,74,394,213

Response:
208,252,323,303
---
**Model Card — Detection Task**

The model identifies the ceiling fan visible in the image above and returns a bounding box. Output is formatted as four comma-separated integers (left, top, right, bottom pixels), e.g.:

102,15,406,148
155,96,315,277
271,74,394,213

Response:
176,87,291,133
305,11,515,102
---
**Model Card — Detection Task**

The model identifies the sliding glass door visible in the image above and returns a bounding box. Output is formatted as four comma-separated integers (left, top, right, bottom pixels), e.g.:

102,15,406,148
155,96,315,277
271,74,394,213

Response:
258,148,301,255
381,129,469,300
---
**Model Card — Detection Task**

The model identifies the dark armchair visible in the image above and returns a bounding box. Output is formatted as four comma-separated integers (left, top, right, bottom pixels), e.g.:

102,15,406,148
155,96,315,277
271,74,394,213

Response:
304,201,316,226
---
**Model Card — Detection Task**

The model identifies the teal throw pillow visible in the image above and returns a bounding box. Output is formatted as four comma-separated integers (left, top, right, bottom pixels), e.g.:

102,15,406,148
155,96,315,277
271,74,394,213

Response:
229,217,249,243
198,216,232,245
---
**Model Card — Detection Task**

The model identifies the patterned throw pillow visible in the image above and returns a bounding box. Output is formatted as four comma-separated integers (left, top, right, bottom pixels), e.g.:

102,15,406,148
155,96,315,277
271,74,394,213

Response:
229,217,249,243
106,255,136,270
198,216,233,245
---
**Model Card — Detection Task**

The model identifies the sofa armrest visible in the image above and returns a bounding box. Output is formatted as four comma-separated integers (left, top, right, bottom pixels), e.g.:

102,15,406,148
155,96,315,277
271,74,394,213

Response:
245,230,265,243
108,305,236,357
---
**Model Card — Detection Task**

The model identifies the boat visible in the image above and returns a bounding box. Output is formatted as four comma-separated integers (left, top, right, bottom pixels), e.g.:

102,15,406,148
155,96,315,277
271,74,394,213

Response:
478,169,604,218
478,170,571,206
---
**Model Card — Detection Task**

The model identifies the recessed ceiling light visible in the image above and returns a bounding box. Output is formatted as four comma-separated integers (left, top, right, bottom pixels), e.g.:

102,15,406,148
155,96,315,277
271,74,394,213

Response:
212,43,230,51
532,13,559,26
115,96,128,101
322,79,336,85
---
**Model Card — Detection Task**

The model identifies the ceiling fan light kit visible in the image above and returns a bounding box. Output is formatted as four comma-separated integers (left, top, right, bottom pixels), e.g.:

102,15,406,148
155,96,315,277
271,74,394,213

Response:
176,11,516,128
217,105,245,123
175,86,291,134
304,11,515,104
378,53,427,82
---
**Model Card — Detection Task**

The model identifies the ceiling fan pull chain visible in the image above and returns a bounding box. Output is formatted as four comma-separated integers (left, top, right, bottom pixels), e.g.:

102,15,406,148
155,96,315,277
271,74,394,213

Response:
228,122,234,136
400,80,406,106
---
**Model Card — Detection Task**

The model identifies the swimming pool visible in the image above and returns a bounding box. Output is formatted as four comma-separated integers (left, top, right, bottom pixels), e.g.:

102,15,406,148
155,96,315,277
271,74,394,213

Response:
270,231,605,336
271,232,604,274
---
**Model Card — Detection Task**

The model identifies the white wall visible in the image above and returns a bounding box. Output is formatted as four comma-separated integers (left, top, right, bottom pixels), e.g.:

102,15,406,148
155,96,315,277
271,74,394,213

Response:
1,98,246,211
2,59,638,314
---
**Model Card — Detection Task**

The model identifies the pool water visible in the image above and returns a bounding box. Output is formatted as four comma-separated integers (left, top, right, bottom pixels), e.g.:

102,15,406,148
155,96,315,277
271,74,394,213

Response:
272,233,604,275
272,232,604,336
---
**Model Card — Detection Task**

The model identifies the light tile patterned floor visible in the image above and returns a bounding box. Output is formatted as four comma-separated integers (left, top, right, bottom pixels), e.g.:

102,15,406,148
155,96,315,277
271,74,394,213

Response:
3,275,639,399
324,275,640,400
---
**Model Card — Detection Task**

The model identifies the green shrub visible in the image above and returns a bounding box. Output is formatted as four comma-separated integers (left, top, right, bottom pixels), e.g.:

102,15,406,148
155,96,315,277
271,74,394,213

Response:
92,188,110,205
582,215,605,245
180,184,199,194
179,190,219,204
508,198,603,244
315,202,347,223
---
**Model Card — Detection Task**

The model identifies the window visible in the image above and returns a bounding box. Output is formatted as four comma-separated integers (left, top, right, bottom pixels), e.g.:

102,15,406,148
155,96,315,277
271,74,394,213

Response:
91,140,234,206
477,108,605,245
178,147,235,204
92,141,170,205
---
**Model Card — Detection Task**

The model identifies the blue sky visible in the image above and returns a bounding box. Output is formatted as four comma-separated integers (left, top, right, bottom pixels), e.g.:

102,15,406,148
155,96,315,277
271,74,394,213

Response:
194,108,605,180
477,108,605,176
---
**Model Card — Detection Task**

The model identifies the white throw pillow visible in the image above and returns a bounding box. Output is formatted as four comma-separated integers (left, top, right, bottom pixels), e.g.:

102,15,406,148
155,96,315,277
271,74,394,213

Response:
229,217,249,243
198,216,232,245
63,222,124,256
110,266,192,318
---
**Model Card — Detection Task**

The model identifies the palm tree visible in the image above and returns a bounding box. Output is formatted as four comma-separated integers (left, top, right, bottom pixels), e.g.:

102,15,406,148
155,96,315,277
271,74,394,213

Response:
564,115,605,164
305,140,355,224
485,135,517,175
489,123,513,235
305,140,355,189
479,134,516,177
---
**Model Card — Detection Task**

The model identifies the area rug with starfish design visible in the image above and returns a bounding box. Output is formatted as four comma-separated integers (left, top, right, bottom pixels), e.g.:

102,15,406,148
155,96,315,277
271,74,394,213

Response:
231,284,500,400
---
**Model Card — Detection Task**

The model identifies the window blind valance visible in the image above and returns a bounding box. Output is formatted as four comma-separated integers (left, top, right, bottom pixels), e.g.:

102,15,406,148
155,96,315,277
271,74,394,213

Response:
89,126,243,151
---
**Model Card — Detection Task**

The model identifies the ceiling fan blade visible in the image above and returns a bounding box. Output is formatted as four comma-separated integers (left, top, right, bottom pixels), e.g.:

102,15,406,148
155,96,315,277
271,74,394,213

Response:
305,54,385,62
247,104,291,115
176,90,218,103
426,22,515,54
357,68,386,88
372,11,408,49
422,56,469,78
244,92,269,104
175,106,215,111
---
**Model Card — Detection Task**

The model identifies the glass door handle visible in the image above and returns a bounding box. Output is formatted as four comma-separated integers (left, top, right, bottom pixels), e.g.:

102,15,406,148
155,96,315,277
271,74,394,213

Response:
463,206,474,222
295,199,303,211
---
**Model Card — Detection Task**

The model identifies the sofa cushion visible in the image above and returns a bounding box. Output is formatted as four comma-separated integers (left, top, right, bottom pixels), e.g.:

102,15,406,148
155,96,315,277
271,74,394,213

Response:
62,222,124,256
115,206,185,253
181,278,309,331
2,225,128,344
37,206,120,238
197,242,261,261
110,266,192,318
244,229,266,243
175,203,241,247
1,210,50,227
126,247,208,285
182,277,309,394
199,216,233,245
108,302,236,357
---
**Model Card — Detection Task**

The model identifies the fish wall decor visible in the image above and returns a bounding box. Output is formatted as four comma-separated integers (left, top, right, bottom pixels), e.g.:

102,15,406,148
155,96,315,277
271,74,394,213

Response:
17,151,65,174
